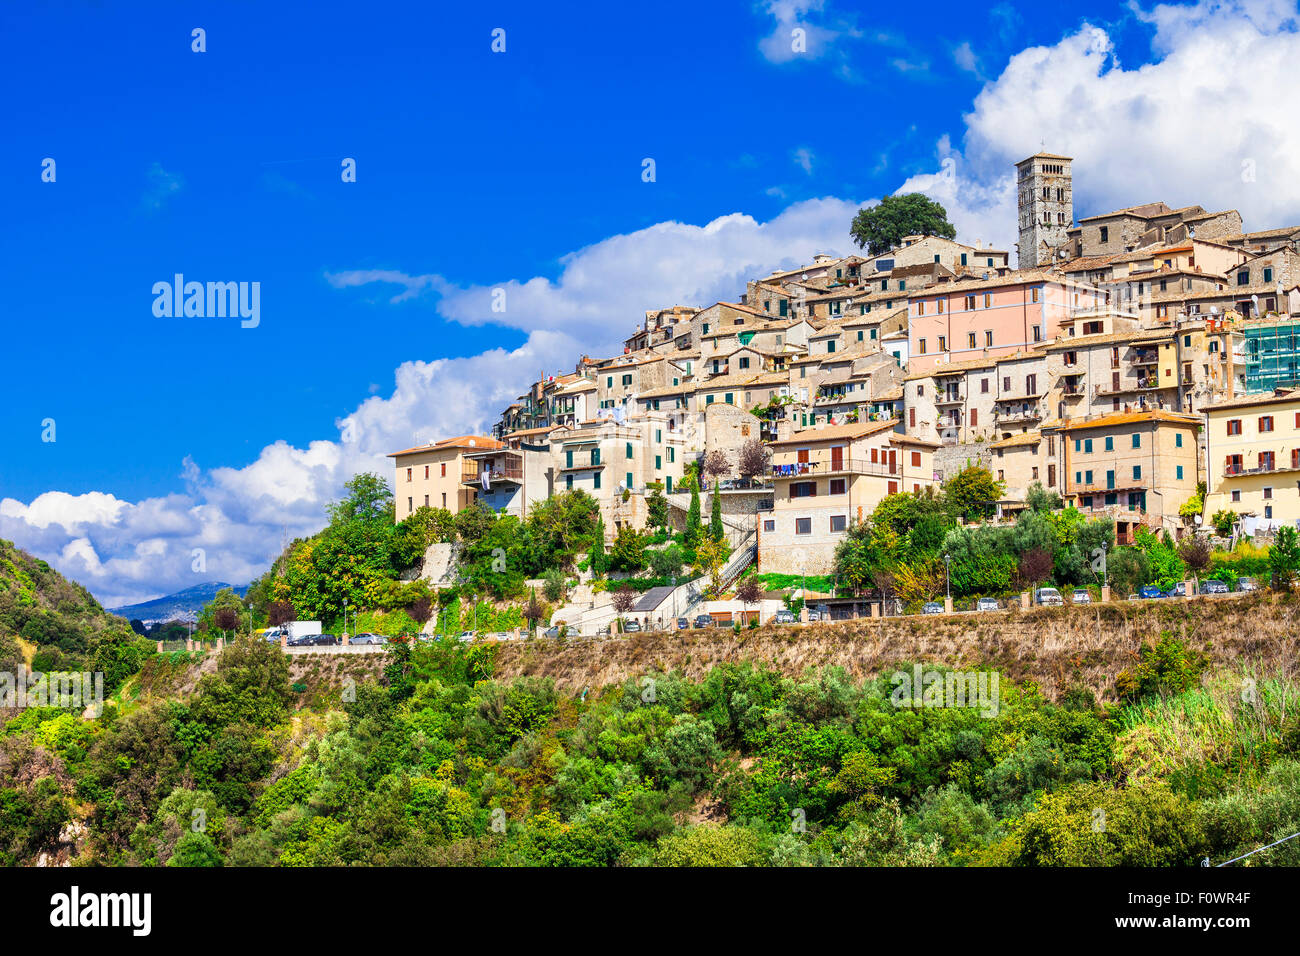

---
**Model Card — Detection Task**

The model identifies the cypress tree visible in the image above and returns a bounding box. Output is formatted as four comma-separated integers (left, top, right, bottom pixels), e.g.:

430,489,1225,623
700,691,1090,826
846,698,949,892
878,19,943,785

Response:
710,488,724,543
686,485,702,544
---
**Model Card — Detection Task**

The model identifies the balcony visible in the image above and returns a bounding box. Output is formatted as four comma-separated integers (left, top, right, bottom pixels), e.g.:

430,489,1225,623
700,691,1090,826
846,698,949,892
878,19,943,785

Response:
1224,460,1292,478
1130,349,1159,366
772,458,899,479
935,391,964,406
462,454,525,485
994,407,1043,425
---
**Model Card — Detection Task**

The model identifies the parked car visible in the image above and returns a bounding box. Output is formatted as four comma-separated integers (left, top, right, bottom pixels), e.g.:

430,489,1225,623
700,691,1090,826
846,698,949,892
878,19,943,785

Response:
1237,576,1259,592
976,597,999,612
286,633,316,647
1071,589,1092,604
676,617,690,630
543,625,560,639
774,609,797,624
457,630,476,642
1163,582,1187,598
921,601,944,615
1139,584,1165,599
313,633,339,646
350,633,387,645
1201,579,1230,595
806,609,825,622
1034,587,1064,606
622,620,641,633
693,614,714,629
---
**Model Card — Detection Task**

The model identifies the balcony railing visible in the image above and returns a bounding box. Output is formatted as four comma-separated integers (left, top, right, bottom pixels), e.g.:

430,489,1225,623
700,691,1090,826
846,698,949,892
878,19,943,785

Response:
462,459,524,484
772,458,899,478
1224,461,1289,477
935,392,964,405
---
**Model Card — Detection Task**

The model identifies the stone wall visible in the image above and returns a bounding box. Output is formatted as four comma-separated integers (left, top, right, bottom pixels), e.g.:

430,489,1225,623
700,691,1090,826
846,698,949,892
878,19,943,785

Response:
932,442,993,482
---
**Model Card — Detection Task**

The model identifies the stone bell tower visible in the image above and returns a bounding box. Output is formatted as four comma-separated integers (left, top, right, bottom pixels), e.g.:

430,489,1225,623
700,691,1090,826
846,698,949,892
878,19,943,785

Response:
1016,152,1073,268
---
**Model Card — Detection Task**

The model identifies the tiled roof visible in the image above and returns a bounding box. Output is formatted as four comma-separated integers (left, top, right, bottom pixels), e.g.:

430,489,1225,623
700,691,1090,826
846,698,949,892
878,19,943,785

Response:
387,434,504,457
1060,410,1199,430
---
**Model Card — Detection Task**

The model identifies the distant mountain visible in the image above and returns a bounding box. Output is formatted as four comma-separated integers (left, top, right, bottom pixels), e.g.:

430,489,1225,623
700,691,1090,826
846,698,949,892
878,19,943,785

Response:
109,582,249,622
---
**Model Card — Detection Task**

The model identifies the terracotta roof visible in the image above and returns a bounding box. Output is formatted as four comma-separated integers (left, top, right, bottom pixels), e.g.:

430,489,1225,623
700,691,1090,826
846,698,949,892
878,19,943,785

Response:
1203,389,1300,412
767,419,899,446
387,434,504,457
1059,410,1199,431
989,433,1041,449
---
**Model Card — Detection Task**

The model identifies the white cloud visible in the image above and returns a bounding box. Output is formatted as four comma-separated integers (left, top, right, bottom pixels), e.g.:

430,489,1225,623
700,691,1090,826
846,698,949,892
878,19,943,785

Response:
898,0,1300,259
793,147,816,175
142,162,183,211
5,200,867,607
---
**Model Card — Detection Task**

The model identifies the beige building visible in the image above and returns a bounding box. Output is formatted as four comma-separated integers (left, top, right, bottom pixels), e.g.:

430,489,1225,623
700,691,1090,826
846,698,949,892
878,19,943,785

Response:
1061,410,1200,540
759,420,938,573
388,435,504,519
1202,390,1300,534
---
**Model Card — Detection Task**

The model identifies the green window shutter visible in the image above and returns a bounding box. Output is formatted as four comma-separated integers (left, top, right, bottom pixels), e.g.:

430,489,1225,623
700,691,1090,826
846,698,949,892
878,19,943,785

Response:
1176,465,1184,480
626,442,633,458
738,331,755,346
566,474,573,490
565,450,573,468
666,476,672,492
626,472,633,489
725,393,733,404
655,455,662,470
593,472,601,489
591,449,600,465
1132,434,1141,448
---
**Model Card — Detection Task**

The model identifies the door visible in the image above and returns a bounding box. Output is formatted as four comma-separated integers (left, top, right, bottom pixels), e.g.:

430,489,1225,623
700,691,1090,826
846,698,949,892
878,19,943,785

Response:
830,445,844,471
887,449,897,475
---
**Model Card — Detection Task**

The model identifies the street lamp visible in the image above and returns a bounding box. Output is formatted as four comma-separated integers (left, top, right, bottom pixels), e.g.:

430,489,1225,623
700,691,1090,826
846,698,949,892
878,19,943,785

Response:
944,553,951,602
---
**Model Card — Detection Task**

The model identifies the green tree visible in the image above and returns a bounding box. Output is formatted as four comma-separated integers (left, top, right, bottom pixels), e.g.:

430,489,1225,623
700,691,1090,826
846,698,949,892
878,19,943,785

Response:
850,193,956,255
943,465,1004,522
685,485,703,545
1269,525,1300,590
709,489,725,543
608,527,649,574
646,488,669,530
328,472,394,525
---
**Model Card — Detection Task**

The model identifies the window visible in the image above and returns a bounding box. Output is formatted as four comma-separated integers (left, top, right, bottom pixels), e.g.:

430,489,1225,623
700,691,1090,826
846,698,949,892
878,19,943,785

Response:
725,393,734,405
986,331,994,347
917,301,925,316
1264,267,1274,283
1175,433,1183,448
1105,436,1113,451
827,341,836,354
626,472,633,489
407,497,412,511
1260,415,1275,432
970,409,978,426
668,447,675,463
1031,287,1040,303
440,463,447,477
565,475,573,490
423,465,429,479
829,478,847,495
622,374,633,386
968,332,977,349
1084,438,1093,453
980,378,989,393
795,517,812,535
593,472,601,490
964,295,976,310
1264,486,1274,499
406,467,412,482
1131,433,1141,448
424,495,429,507
1227,419,1242,436
565,449,574,468
592,448,601,465
655,455,661,470
625,442,633,458
983,293,991,309
442,492,447,507
938,336,946,352
1100,226,1109,243
1132,465,1142,480
606,376,613,388
910,451,922,467
1232,489,1241,503
918,339,927,354
1266,505,1274,519
1238,271,1249,286
1176,465,1184,481
791,481,817,498
830,515,847,533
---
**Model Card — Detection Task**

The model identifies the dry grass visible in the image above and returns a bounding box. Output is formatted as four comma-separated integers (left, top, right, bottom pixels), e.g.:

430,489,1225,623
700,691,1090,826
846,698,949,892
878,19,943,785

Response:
493,593,1300,702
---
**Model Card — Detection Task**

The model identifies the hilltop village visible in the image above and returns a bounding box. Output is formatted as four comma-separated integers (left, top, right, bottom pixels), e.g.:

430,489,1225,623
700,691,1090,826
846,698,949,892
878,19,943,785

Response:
389,152,1300,607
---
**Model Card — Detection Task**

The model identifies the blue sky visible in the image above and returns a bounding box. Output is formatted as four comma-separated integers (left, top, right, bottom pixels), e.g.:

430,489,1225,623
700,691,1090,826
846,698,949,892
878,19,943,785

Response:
3,0,1298,604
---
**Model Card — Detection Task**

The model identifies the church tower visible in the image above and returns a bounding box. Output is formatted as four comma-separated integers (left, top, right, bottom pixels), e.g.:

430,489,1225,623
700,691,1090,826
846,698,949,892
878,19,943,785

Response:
1016,153,1073,269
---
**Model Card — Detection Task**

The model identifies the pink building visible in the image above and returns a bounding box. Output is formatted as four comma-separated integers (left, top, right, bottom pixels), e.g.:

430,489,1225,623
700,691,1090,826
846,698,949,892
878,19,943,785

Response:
907,271,1105,374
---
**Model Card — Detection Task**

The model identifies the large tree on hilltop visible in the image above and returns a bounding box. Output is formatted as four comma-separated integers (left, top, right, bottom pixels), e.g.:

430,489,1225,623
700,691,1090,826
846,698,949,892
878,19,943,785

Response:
850,193,956,256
